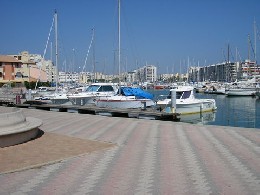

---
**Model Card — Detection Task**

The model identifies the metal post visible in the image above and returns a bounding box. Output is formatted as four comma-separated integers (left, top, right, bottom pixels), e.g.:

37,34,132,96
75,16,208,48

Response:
171,90,176,113
141,101,146,110
28,89,32,100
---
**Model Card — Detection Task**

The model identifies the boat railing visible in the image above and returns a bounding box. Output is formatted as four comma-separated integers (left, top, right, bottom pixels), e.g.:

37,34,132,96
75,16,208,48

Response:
156,94,170,101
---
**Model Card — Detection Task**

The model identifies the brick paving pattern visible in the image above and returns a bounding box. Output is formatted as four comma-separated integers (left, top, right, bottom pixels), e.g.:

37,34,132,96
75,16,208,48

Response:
0,108,259,194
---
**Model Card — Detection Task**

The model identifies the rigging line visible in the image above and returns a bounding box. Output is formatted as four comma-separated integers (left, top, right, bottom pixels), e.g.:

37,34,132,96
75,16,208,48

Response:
43,16,55,59
222,48,227,63
82,28,95,73
121,2,140,64
256,24,260,41
236,48,242,62
229,47,235,62
249,36,256,60
35,14,55,90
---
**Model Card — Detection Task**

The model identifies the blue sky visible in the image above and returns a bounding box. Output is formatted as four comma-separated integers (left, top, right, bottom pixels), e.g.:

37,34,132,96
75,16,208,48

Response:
1,0,259,74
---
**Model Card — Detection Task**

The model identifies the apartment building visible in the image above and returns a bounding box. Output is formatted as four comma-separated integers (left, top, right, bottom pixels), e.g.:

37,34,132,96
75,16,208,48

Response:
188,60,259,83
0,55,23,85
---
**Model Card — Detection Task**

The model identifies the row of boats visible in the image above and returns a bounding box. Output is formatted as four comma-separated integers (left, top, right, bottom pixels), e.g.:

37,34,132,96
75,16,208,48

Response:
198,78,260,97
29,83,217,115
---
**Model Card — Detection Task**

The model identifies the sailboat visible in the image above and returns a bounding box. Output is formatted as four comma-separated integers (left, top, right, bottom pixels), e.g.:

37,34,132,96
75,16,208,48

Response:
95,0,155,109
34,10,70,104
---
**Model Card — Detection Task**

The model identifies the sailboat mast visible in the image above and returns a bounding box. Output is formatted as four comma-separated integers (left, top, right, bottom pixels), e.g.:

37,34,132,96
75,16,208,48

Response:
254,19,257,63
93,28,96,83
118,0,121,94
248,34,251,61
54,10,59,91
227,43,230,82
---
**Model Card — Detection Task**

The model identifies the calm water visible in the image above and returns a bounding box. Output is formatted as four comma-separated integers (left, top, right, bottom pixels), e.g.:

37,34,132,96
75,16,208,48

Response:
148,89,260,129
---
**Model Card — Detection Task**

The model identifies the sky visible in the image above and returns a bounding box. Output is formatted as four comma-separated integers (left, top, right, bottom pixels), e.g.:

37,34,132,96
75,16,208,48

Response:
1,0,260,74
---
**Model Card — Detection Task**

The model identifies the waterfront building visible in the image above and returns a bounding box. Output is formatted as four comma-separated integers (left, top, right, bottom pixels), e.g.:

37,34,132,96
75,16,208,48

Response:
0,54,48,86
128,65,157,83
188,60,259,83
0,55,23,85
78,72,92,83
240,60,260,80
145,65,157,82
59,71,79,83
8,51,55,84
125,70,137,83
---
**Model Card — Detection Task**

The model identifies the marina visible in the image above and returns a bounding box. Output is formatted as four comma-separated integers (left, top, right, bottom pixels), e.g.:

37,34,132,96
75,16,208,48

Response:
1,86,260,128
1,1,260,194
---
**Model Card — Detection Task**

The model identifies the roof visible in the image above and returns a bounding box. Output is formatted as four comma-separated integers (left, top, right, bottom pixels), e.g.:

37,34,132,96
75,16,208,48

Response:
0,55,21,63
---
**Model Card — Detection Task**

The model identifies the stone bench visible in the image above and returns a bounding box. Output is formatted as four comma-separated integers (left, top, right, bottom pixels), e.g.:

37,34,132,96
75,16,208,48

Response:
0,107,42,147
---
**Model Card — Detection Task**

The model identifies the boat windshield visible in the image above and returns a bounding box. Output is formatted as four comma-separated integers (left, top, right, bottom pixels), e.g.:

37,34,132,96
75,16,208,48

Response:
167,90,191,99
97,85,114,92
86,85,114,92
86,85,100,92
176,91,191,99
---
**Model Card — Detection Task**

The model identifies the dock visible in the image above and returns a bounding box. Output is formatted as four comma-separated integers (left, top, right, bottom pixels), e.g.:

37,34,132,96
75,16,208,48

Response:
15,101,180,121
0,106,259,194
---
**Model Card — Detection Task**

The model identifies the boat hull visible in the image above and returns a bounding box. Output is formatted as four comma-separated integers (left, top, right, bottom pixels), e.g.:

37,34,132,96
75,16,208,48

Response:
95,96,155,109
225,88,256,96
157,99,217,115
68,96,96,106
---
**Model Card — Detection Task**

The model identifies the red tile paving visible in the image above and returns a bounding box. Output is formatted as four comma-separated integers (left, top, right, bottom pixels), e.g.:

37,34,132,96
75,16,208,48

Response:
0,108,259,194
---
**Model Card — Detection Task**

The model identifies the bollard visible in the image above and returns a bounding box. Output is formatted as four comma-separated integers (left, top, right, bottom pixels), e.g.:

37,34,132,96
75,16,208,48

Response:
171,89,177,113
141,101,146,110
28,89,32,100
16,95,21,104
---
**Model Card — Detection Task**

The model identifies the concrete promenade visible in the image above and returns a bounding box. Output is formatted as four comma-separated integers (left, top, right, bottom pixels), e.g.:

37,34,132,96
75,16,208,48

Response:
0,108,259,194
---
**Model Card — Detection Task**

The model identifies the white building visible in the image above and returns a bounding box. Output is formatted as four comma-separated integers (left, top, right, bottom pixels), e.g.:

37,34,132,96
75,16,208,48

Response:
59,72,79,83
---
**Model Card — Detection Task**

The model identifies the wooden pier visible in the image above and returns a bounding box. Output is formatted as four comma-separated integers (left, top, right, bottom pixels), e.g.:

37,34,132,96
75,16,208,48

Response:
0,98,15,107
15,101,180,121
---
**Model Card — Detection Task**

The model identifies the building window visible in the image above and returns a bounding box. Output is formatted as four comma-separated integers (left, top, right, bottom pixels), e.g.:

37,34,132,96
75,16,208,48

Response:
15,72,23,78
15,63,22,68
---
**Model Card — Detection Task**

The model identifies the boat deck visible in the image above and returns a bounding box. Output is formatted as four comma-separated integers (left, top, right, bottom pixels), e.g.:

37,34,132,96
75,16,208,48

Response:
0,107,259,194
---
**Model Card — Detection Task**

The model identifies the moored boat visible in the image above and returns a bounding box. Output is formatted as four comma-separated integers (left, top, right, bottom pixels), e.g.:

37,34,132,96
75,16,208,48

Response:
156,86,217,115
95,86,155,109
67,83,118,106
225,87,256,96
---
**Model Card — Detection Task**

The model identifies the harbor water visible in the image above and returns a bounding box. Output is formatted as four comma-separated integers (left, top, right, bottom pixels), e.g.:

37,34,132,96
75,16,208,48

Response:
149,89,260,129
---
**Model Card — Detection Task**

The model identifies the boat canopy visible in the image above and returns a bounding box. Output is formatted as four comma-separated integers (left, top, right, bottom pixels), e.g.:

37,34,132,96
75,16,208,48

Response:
120,87,154,99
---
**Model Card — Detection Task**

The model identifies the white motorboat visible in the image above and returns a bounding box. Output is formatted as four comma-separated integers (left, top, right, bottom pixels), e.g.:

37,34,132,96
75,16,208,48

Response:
95,87,155,109
225,77,259,96
225,87,256,96
156,86,217,115
204,85,226,95
32,86,70,104
67,83,118,106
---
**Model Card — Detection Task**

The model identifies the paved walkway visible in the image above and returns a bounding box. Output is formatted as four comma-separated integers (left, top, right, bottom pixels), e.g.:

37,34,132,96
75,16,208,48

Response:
0,108,259,194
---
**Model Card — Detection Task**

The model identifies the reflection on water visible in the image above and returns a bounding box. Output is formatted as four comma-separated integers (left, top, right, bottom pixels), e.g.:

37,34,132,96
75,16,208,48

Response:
179,111,216,125
149,89,260,129
206,95,259,128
